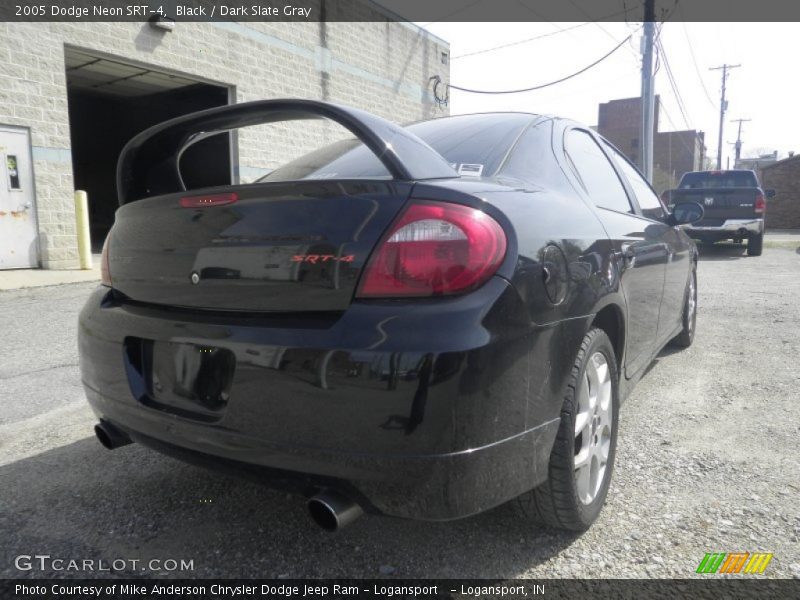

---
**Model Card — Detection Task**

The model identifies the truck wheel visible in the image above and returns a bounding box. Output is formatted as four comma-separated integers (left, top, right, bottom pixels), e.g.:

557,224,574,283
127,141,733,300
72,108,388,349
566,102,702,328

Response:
747,233,763,256
515,328,618,531
670,268,697,348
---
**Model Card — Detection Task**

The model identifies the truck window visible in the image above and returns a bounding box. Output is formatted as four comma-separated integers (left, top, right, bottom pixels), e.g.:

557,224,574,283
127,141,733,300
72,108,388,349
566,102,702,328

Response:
679,171,758,189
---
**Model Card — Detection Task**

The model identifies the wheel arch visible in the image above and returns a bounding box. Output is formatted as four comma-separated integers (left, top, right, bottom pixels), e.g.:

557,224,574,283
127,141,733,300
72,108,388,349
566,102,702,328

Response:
589,302,625,372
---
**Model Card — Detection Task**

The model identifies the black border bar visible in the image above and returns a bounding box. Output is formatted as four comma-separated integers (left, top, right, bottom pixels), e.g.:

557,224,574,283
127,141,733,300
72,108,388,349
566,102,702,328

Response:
3,579,800,600
2,0,800,22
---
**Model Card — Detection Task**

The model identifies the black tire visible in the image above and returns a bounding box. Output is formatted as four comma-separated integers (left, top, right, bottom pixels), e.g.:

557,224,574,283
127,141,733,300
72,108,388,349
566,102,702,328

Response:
515,328,619,531
670,267,697,348
747,232,763,256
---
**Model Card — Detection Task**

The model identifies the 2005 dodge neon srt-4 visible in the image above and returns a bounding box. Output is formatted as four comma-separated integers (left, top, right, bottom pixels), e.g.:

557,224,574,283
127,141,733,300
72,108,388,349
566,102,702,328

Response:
79,99,704,532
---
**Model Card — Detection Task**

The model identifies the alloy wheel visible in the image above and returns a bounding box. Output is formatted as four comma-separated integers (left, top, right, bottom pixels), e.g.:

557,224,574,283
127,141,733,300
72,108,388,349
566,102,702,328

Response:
573,351,613,505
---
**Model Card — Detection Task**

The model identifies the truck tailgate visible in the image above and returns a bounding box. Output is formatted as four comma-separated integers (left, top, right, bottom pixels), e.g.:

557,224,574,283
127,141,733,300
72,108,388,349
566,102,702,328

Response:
668,188,761,225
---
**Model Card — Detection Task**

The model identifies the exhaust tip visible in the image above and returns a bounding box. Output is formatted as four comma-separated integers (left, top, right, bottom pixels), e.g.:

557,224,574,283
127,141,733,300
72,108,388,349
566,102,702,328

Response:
94,421,132,450
307,491,363,532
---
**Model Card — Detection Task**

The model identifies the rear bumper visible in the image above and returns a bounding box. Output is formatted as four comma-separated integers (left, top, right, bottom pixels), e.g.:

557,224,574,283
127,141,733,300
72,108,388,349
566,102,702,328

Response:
78,280,571,520
686,218,764,239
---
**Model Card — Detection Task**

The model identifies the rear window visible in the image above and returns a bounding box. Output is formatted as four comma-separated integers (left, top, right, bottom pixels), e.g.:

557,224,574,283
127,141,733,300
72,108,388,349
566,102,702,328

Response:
259,114,534,183
679,171,758,189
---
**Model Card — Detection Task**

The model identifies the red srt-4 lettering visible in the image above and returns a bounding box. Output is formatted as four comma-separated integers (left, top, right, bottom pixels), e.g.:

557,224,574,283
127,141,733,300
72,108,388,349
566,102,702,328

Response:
292,254,355,264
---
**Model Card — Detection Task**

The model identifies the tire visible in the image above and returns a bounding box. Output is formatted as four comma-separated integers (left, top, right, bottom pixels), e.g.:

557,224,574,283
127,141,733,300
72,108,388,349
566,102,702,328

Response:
747,232,763,256
515,328,619,531
670,267,697,348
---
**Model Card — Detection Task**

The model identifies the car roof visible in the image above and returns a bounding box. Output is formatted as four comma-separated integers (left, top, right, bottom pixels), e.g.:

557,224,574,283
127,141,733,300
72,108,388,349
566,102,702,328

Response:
406,111,549,128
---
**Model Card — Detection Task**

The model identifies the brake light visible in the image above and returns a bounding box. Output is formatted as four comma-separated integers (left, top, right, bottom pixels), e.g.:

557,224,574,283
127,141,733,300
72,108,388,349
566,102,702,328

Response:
100,233,112,287
356,201,507,298
754,193,766,214
180,192,238,208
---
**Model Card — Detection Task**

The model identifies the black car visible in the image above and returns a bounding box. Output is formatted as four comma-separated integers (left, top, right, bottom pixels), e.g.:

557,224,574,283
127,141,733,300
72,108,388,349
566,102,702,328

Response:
79,100,704,532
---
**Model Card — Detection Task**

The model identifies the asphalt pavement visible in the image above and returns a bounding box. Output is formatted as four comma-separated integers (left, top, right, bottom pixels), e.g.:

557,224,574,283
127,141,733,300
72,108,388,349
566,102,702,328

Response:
1,242,798,579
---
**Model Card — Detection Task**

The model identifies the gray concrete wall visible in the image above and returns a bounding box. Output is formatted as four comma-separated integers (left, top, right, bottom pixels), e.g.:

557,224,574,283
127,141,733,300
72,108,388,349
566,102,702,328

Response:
0,20,449,269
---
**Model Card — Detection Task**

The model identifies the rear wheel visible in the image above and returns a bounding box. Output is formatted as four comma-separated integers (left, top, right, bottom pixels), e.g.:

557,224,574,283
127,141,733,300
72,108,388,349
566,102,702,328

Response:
516,328,619,531
671,268,697,348
747,232,763,256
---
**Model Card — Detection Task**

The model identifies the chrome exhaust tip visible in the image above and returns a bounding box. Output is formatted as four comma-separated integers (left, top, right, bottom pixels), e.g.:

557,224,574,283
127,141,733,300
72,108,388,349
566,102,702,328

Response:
307,490,363,531
94,421,132,450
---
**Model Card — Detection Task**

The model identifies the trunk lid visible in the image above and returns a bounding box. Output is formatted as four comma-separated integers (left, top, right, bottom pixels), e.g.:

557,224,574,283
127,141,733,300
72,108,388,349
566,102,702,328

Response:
109,180,412,312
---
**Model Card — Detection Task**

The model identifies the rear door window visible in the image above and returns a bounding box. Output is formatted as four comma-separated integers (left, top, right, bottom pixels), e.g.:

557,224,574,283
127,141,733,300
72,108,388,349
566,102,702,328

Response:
565,130,632,214
605,143,666,221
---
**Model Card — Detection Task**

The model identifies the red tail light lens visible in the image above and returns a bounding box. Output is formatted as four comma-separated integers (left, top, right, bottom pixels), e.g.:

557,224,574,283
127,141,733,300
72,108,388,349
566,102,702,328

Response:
356,201,507,298
180,192,238,208
100,234,112,287
754,193,766,214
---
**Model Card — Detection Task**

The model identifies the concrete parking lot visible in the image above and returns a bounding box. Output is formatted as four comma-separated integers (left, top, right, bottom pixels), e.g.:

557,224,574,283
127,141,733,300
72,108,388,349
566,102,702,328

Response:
1,241,799,579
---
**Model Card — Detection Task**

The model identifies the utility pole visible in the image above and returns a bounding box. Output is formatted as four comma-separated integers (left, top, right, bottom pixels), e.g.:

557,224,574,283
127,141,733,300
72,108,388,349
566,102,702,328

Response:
640,0,656,182
709,64,741,169
731,118,751,165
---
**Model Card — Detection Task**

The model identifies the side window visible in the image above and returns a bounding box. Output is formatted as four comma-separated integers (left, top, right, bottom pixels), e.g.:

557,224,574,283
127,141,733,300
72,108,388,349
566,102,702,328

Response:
498,120,560,187
565,130,632,214
605,143,666,221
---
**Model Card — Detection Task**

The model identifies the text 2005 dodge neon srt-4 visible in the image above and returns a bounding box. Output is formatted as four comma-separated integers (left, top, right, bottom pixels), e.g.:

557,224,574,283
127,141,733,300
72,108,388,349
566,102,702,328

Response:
79,100,704,531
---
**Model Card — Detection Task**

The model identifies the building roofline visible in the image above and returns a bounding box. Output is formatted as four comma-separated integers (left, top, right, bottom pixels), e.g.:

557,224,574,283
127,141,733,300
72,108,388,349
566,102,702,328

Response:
368,1,449,46
760,153,800,170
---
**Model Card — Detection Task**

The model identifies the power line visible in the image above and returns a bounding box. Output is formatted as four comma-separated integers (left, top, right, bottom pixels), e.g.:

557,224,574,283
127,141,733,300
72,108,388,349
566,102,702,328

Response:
657,38,707,168
433,33,633,98
678,20,717,109
452,21,595,60
416,0,490,27
657,38,693,131
564,0,639,59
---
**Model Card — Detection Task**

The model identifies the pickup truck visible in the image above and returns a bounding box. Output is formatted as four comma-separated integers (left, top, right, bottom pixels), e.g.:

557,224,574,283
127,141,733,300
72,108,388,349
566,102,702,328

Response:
663,170,775,256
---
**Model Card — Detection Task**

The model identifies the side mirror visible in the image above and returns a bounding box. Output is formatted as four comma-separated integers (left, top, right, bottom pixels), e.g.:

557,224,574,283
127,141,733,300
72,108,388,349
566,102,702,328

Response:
765,189,776,198
670,201,704,226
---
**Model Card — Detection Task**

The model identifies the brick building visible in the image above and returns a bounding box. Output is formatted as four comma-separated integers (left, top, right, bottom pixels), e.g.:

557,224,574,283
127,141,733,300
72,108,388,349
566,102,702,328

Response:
597,96,705,190
0,19,449,270
759,154,800,229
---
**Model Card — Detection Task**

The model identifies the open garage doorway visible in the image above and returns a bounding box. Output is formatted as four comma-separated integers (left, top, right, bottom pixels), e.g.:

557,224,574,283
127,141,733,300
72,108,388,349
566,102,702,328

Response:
65,47,233,251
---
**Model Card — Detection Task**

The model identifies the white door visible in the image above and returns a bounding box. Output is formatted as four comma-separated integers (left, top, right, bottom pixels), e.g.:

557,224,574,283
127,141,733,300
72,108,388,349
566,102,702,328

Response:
0,126,39,269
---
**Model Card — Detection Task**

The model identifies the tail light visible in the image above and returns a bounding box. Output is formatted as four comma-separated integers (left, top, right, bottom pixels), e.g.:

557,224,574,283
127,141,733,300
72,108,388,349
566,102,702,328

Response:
100,233,112,287
754,193,766,214
356,201,507,298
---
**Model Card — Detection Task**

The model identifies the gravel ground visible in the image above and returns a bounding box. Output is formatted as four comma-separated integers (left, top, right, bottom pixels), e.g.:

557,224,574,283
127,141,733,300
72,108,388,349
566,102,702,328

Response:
1,243,798,579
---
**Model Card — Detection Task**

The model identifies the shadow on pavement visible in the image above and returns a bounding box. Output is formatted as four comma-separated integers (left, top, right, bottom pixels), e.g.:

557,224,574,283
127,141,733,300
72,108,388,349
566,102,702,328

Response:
0,436,579,579
696,242,748,261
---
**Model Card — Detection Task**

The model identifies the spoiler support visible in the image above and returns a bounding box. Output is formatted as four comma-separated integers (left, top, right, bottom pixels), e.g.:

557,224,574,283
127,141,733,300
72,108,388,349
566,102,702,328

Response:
116,99,458,204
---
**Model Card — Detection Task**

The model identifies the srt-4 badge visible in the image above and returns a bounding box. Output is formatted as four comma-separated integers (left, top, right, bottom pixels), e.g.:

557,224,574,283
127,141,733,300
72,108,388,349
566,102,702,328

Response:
292,254,355,264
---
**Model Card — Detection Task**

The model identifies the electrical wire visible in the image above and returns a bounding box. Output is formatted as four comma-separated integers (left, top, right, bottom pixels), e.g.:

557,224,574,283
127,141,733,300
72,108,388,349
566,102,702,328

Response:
656,44,705,165
678,21,717,108
452,22,595,60
451,4,639,61
434,33,634,98
657,38,694,132
566,0,640,60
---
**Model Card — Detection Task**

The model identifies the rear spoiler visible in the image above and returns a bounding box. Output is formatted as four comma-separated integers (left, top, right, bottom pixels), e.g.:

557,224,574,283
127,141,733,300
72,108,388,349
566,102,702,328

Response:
117,99,458,205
